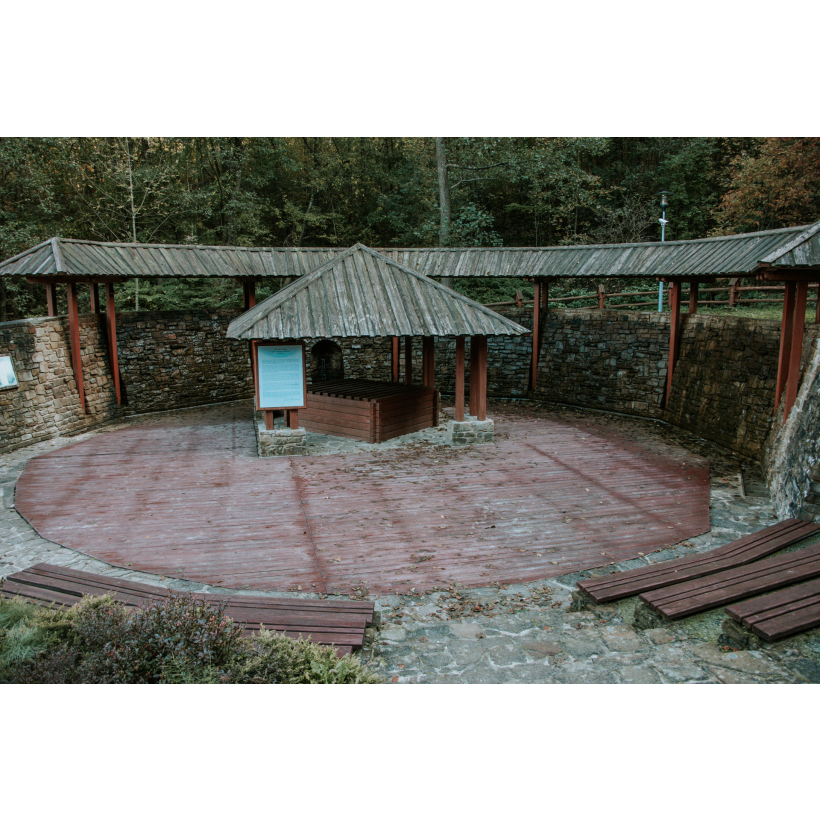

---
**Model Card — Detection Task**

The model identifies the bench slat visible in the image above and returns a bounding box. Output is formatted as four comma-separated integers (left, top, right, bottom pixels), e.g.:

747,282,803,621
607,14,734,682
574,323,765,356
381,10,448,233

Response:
2,563,374,650
639,543,820,619
578,520,818,603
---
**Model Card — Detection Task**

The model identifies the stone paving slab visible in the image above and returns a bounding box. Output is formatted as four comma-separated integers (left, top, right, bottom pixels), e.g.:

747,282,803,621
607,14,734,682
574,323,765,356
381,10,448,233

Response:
3,399,820,683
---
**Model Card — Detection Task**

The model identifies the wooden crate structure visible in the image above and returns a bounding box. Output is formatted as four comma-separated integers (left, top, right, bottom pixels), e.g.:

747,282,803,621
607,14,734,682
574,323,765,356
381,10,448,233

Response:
302,378,438,443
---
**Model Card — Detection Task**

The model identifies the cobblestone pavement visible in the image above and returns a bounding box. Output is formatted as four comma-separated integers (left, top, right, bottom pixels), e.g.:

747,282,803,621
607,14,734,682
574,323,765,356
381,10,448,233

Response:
3,399,819,683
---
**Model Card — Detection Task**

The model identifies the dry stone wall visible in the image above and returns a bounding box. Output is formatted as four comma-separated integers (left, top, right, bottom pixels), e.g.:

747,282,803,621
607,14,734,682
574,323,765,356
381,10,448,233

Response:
763,332,820,521
663,315,784,461
1,315,121,453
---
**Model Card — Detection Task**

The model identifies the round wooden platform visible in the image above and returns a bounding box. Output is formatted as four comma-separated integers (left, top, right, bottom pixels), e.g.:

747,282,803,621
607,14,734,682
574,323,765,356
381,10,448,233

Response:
14,402,711,596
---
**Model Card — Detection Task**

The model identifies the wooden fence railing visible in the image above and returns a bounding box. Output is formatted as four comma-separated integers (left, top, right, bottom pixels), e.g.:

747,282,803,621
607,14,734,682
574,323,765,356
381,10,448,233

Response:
485,278,820,318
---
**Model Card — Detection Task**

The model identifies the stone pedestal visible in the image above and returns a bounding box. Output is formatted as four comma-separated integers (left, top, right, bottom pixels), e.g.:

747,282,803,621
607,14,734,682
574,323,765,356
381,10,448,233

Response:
256,421,308,457
448,415,494,446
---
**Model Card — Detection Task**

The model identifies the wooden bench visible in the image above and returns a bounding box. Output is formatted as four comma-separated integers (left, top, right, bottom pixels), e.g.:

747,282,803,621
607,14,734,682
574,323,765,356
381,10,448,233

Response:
1,563,376,656
577,519,819,603
639,541,820,620
725,578,820,641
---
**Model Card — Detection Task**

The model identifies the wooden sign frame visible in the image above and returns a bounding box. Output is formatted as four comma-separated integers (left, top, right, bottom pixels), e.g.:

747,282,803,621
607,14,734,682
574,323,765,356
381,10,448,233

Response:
253,340,307,411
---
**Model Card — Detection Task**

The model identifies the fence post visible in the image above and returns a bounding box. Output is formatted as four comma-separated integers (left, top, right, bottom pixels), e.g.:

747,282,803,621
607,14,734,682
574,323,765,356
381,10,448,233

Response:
597,283,605,310
728,277,740,308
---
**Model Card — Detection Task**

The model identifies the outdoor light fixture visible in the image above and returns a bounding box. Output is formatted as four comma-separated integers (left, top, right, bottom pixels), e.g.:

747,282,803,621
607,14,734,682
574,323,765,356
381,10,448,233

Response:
658,191,670,311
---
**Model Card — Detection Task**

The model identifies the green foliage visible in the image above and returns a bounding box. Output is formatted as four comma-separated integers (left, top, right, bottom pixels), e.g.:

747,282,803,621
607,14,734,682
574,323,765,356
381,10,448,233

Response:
3,136,816,320
0,593,381,684
228,629,382,684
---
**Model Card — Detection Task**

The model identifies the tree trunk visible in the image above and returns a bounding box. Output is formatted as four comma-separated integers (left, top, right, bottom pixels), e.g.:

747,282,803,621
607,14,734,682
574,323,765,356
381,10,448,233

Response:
436,137,453,288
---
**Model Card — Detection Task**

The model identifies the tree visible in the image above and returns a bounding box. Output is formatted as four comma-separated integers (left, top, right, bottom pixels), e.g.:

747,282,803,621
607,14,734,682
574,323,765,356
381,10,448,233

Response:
715,138,820,233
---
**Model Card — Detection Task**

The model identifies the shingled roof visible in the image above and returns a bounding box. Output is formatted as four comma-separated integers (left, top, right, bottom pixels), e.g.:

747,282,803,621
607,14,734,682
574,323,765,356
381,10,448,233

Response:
3,220,820,282
226,244,530,340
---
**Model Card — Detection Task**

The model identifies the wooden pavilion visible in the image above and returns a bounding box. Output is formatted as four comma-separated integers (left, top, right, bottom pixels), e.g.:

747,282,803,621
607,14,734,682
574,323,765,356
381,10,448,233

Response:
225,244,530,440
2,221,819,424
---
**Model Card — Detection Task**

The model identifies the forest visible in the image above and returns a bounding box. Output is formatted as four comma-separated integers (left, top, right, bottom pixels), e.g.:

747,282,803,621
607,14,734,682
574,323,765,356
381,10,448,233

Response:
1,137,819,320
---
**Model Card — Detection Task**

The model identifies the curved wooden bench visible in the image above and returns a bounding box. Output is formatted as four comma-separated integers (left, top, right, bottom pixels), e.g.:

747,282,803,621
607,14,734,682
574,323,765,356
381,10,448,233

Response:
1,563,375,655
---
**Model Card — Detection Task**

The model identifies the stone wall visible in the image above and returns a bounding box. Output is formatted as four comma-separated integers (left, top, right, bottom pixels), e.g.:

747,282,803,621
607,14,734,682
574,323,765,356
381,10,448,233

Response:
663,315,784,461
116,310,255,414
763,333,820,521
0,315,121,453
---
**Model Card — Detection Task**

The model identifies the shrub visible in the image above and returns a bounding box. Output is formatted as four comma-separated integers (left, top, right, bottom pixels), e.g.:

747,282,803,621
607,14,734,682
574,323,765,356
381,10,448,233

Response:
0,593,382,684
228,629,382,684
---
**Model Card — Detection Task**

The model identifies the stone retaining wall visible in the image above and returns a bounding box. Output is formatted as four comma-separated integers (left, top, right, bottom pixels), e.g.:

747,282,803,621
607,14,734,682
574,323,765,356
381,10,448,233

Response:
763,333,820,521
663,315,785,461
0,315,121,453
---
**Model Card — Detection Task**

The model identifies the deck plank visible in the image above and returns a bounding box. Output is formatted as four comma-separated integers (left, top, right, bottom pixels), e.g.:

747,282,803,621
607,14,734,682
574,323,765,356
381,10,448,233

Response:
12,402,711,595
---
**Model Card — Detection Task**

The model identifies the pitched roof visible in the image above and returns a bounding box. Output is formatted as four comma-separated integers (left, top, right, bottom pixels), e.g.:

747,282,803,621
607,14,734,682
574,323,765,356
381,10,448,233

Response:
3,220,820,282
226,244,530,339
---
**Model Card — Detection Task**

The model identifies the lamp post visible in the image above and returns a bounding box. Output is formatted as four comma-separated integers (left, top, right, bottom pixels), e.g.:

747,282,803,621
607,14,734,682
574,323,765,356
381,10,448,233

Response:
658,191,670,312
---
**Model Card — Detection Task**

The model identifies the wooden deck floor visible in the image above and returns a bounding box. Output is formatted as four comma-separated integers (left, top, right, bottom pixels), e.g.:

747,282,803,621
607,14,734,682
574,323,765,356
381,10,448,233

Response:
14,402,711,595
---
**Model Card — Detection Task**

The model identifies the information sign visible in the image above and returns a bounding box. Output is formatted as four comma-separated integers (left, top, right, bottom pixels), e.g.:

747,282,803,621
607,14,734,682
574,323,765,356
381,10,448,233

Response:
257,344,306,409
0,355,18,389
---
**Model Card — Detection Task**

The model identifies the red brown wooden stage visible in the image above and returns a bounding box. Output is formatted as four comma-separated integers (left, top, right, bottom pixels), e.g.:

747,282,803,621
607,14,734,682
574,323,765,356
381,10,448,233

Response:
14,402,711,596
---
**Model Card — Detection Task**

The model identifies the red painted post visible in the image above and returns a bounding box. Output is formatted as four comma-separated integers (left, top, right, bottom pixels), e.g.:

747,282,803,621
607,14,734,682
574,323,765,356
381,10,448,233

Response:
404,335,413,385
45,283,58,317
664,281,682,405
688,281,699,315
104,283,121,405
288,409,299,429
422,336,435,387
474,335,488,421
264,410,274,430
66,282,86,414
774,282,796,413
89,283,100,314
728,277,740,308
455,336,465,422
392,337,400,381
469,337,479,415
597,283,605,310
247,280,256,308
531,280,540,391
784,280,809,421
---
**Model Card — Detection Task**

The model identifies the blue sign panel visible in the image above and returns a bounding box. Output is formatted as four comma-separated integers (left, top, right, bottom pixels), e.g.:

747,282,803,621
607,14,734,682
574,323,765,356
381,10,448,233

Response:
0,356,17,389
258,345,305,408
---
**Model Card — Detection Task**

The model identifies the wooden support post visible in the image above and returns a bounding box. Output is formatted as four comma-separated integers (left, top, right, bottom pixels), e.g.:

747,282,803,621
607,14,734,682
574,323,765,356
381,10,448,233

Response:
664,281,682,406
287,409,299,429
728,277,740,308
774,281,797,413
404,335,413,385
784,280,809,421
688,281,699,315
455,336,466,422
89,283,100,314
45,283,58,317
104,283,121,405
66,282,86,414
530,280,541,391
264,410,274,430
473,335,488,421
597,283,605,310
392,337,400,381
422,336,435,387
247,280,256,309
469,337,479,415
